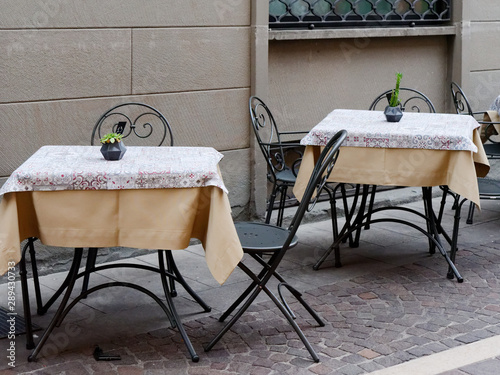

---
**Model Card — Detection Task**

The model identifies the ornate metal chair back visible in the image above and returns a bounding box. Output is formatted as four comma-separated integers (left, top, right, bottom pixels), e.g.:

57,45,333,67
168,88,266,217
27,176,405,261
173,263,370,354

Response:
369,87,436,113
91,102,174,146
450,82,474,116
249,96,290,183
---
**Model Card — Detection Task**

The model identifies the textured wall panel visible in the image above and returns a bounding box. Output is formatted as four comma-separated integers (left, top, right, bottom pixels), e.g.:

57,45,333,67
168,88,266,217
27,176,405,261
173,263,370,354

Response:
268,36,448,132
469,22,500,71
220,148,251,217
470,1,500,21
469,70,500,111
132,28,250,94
0,0,250,28
0,89,250,176
0,29,131,103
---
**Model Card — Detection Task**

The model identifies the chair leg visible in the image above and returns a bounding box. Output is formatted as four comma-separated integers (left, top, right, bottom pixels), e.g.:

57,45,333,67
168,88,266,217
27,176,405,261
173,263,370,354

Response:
324,186,339,241
265,183,279,224
467,201,475,224
352,185,371,248
206,262,321,362
19,242,35,349
205,282,262,353
364,185,377,230
277,282,324,326
422,187,436,255
276,185,288,227
340,183,354,244
218,279,258,322
219,255,273,321
262,284,320,362
437,186,449,226
26,238,44,315
245,252,324,326
327,183,353,244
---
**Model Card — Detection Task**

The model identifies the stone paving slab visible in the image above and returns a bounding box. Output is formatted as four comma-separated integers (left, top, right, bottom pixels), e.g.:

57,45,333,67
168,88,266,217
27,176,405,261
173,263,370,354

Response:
3,239,500,374
1,194,500,374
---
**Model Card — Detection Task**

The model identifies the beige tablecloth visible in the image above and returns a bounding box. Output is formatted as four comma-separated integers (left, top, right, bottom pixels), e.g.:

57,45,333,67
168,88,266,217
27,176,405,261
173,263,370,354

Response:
0,187,243,285
293,128,489,206
481,110,500,142
0,145,243,283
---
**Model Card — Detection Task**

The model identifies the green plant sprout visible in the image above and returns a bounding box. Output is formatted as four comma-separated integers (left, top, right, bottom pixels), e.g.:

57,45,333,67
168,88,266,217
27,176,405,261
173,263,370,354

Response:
100,133,123,144
389,72,403,107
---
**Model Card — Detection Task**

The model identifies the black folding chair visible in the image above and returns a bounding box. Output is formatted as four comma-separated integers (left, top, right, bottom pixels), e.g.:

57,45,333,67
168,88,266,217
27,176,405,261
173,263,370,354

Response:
450,82,500,224
20,103,209,362
204,129,348,362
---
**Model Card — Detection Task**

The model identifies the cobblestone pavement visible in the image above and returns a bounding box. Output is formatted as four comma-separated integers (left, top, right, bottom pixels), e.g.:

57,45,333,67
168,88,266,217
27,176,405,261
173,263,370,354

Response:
2,195,500,374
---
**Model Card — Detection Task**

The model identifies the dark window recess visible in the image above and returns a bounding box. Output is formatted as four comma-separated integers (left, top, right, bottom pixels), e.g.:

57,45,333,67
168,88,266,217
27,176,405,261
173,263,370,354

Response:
269,0,451,29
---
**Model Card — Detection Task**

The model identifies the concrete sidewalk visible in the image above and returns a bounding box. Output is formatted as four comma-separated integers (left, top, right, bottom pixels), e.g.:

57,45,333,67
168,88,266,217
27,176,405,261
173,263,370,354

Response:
2,188,500,374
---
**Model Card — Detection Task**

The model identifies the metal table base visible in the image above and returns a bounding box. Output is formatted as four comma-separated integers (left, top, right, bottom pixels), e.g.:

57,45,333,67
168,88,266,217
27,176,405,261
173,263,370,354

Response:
20,244,210,362
313,185,466,283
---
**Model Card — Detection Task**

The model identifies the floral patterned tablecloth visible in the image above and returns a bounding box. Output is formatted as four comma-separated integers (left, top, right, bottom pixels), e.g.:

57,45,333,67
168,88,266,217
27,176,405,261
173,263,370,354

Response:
0,145,228,197
301,109,480,152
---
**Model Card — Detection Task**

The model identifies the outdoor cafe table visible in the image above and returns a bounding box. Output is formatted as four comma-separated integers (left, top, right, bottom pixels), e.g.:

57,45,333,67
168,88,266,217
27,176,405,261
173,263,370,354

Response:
0,145,244,361
293,109,490,282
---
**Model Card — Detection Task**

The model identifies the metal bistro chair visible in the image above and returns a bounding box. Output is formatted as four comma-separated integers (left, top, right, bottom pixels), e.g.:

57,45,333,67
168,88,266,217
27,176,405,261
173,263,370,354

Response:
20,103,209,361
451,81,500,157
249,96,309,227
369,87,436,113
364,87,438,233
450,82,500,224
250,96,350,242
204,129,348,363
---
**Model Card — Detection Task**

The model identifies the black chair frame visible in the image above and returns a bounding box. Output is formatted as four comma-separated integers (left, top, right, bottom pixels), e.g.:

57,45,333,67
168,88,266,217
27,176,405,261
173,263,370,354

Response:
90,102,174,147
451,81,500,158
204,129,348,363
366,87,440,248
249,96,309,226
368,87,436,113
450,82,500,224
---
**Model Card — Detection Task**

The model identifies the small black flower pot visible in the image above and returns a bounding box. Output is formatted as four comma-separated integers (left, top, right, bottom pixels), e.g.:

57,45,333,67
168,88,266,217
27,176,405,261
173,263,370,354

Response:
100,141,126,160
384,105,403,122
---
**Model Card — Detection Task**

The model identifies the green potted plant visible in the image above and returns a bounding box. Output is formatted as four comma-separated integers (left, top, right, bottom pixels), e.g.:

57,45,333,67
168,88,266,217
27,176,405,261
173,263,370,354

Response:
384,72,403,122
100,132,127,160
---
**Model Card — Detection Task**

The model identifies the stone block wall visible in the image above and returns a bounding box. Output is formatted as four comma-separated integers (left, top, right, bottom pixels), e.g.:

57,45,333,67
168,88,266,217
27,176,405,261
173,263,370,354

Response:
0,0,253,216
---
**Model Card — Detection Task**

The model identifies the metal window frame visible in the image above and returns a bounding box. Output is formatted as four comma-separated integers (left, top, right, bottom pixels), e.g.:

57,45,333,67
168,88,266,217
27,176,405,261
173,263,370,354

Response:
269,0,452,30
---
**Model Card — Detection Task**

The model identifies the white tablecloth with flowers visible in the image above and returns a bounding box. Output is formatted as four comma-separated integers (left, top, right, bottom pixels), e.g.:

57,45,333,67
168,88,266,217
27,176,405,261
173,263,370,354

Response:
294,109,490,206
0,146,243,284
301,109,480,152
0,146,228,195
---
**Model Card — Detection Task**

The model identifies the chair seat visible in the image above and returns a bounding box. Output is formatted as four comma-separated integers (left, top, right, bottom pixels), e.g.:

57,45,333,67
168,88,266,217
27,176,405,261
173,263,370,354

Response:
478,178,500,197
275,168,297,184
483,143,500,157
235,222,298,252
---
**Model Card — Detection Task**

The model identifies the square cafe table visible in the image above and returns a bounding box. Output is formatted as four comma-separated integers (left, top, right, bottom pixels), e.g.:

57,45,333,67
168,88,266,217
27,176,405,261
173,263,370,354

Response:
293,109,490,282
0,145,244,362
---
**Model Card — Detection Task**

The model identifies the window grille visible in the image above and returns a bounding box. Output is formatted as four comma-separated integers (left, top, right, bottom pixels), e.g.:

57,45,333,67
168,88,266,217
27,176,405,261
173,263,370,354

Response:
269,0,451,29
